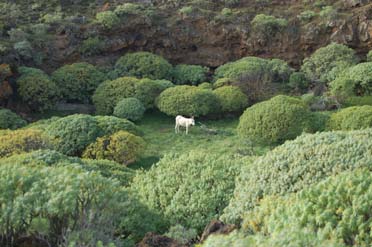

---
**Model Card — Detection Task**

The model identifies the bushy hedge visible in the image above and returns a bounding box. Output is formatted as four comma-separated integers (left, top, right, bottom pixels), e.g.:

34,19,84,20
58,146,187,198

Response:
327,106,372,130
17,67,59,111
45,114,102,156
198,82,213,90
0,129,50,158
83,131,145,165
114,97,145,121
156,85,221,116
237,95,312,144
172,64,208,85
251,14,288,38
242,169,372,246
95,10,120,29
94,115,142,136
214,86,248,113
93,77,169,115
131,151,246,232
222,129,372,224
114,52,172,80
0,108,26,129
301,43,357,83
52,62,106,103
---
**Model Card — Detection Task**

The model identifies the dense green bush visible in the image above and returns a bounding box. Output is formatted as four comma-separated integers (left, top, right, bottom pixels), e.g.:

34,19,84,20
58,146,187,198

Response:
288,71,309,93
114,52,172,80
198,82,213,90
297,10,317,22
83,131,145,165
213,77,235,88
301,43,357,83
96,11,120,29
94,115,142,136
156,85,221,116
79,37,104,56
0,129,50,158
93,77,169,115
131,151,245,232
243,169,372,246
114,98,145,121
0,108,26,129
237,95,312,144
367,50,372,62
344,96,372,107
172,64,208,85
0,162,162,246
251,14,288,38
327,106,372,130
45,114,102,156
222,129,372,224
17,67,59,111
52,62,106,103
213,86,248,113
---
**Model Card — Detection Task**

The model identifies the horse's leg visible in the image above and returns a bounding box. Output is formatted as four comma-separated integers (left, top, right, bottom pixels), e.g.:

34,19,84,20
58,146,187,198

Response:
175,123,178,133
186,125,188,134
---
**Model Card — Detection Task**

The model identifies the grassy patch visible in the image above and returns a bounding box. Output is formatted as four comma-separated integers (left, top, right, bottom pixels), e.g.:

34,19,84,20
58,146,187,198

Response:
131,111,270,170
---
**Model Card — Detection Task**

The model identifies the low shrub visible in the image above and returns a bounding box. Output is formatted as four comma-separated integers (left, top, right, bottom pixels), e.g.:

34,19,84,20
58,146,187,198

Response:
198,82,213,90
131,151,245,232
114,52,172,80
344,96,372,107
96,11,120,29
251,14,288,38
288,71,309,93
114,97,145,121
172,64,208,85
52,62,106,103
94,115,142,136
222,128,372,224
327,106,372,130
237,95,312,144
17,67,59,111
83,131,145,165
0,129,50,158
214,86,248,113
156,85,221,117
0,108,26,129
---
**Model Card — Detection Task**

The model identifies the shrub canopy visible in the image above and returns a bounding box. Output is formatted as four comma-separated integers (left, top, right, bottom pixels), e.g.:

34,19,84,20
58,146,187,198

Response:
17,67,59,112
114,97,145,121
156,85,220,116
0,108,26,130
222,129,372,224
172,64,208,85
237,95,312,144
131,151,246,232
327,106,372,130
214,86,248,113
114,52,172,80
52,62,106,103
94,115,142,136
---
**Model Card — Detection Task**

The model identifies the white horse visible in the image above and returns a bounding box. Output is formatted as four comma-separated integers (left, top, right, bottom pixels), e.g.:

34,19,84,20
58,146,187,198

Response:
175,115,195,134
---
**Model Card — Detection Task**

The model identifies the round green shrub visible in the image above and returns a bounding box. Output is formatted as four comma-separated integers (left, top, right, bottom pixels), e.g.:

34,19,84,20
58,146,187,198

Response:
301,43,357,83
222,128,372,224
45,114,102,156
288,71,309,93
131,151,245,232
327,106,372,130
242,169,372,246
344,96,372,107
172,64,208,85
0,129,51,158
114,52,172,80
213,77,235,88
82,131,145,165
114,97,145,121
17,67,59,112
95,10,120,29
156,85,221,117
52,62,106,103
94,115,142,136
214,86,248,113
0,108,26,130
237,95,312,144
198,82,213,90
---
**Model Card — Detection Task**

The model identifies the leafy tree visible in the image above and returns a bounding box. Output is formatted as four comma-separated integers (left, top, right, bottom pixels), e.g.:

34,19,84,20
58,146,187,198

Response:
131,151,245,232
0,108,26,130
83,131,145,165
237,95,313,144
114,98,145,121
114,52,173,80
222,128,372,224
17,67,59,112
213,86,248,113
172,64,208,85
327,106,372,130
156,85,221,116
52,62,106,103
301,43,358,83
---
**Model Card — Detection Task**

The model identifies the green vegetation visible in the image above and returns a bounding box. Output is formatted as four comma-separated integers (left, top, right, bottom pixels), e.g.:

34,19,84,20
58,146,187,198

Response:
327,106,372,130
0,108,26,130
96,11,120,29
237,95,313,144
214,86,248,113
114,97,146,121
251,14,288,38
172,64,208,85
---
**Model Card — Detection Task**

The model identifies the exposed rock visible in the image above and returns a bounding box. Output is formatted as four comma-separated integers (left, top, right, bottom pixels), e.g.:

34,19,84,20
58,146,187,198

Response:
137,232,185,247
200,220,236,243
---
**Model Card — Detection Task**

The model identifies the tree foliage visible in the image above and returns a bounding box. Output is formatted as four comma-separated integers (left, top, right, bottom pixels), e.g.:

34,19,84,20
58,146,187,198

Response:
172,64,208,85
114,97,145,121
0,108,26,130
214,86,248,113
